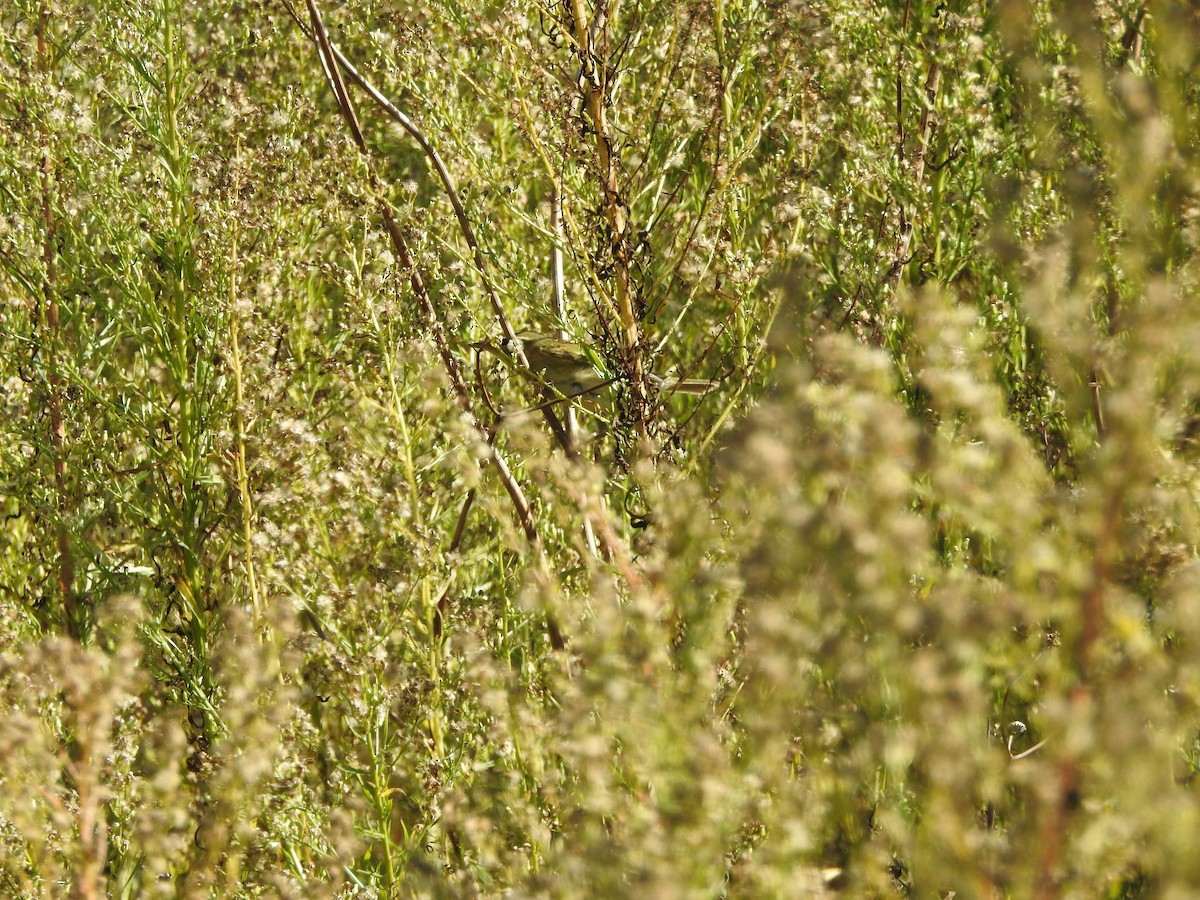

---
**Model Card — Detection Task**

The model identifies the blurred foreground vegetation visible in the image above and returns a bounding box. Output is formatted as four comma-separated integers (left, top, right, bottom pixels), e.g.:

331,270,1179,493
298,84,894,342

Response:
2,0,1200,896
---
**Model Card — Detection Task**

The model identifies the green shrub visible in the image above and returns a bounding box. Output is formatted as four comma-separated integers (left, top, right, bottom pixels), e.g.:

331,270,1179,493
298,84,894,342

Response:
1,0,1198,896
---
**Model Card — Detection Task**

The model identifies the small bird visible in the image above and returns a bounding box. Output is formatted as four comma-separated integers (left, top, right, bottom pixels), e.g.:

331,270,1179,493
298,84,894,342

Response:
499,329,719,403
509,330,611,398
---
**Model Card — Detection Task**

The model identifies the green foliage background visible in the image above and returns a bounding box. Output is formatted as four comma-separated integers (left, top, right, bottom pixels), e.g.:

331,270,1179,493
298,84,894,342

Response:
1,0,1199,896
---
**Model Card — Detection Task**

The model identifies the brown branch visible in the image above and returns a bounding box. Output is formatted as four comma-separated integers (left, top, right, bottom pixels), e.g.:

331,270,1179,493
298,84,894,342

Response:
911,63,941,189
37,2,76,637
1116,2,1148,68
1089,368,1106,440
1033,487,1123,898
880,3,941,310
889,57,941,291
564,0,648,422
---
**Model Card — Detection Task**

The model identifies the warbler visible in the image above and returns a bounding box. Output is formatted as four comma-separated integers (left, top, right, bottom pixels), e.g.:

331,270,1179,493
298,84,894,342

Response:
509,330,610,397
499,329,719,403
